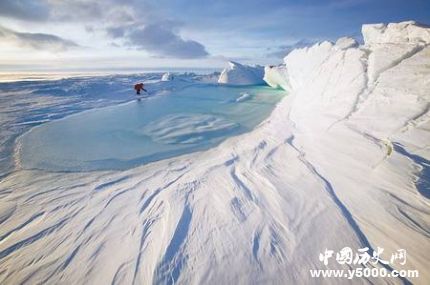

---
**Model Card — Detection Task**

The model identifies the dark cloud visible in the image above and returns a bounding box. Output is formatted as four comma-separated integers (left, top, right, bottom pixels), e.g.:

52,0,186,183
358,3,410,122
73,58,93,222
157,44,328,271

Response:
114,23,209,58
0,0,50,21
0,25,80,51
266,39,317,59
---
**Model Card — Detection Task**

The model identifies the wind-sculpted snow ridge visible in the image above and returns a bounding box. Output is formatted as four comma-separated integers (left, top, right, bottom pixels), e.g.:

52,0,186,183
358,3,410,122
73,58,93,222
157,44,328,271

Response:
0,21,429,284
218,61,265,85
264,20,430,283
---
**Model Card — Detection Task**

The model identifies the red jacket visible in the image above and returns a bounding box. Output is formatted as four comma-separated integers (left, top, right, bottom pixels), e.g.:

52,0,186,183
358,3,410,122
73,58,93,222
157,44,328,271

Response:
134,83,144,91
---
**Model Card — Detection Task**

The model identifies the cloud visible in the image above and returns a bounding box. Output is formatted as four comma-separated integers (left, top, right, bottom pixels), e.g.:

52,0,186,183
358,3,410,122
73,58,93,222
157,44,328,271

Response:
46,0,209,58
107,26,128,39
266,39,317,59
0,25,80,51
0,0,50,21
113,23,209,58
0,0,209,59
47,0,104,22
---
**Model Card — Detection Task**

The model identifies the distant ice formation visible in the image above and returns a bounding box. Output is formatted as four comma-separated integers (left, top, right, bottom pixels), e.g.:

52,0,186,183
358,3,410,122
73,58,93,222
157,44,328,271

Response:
218,61,265,85
161,72,174,81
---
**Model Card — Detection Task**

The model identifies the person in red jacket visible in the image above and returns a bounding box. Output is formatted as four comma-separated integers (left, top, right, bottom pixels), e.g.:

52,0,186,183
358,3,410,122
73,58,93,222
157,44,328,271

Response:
134,83,147,95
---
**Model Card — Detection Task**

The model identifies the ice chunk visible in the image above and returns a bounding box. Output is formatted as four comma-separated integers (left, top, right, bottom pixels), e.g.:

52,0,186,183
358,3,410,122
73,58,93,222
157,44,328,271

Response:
161,72,174,81
263,65,291,91
218,61,265,85
142,113,239,144
335,37,358,50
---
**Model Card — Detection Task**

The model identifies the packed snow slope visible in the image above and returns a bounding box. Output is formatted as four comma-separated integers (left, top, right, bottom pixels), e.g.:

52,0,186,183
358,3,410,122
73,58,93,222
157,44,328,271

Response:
0,21,429,284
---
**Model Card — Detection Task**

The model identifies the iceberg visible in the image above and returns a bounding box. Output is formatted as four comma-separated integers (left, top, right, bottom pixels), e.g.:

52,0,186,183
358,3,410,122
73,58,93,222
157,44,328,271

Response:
218,61,265,85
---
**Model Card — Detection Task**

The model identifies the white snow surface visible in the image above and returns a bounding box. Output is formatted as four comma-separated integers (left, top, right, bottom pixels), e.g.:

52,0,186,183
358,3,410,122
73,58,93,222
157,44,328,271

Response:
1,21,430,284
218,61,265,85
362,21,430,45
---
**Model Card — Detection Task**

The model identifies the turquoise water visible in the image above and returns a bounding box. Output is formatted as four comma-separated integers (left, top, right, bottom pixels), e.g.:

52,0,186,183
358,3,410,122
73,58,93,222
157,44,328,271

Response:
18,84,285,171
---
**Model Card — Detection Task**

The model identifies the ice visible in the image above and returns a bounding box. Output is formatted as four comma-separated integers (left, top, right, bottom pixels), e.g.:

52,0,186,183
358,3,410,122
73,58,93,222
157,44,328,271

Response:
142,114,239,144
334,37,358,50
1,21,429,284
235,92,251,102
263,64,291,91
218,61,265,85
362,21,430,45
161,72,174,81
17,84,284,171
264,21,430,281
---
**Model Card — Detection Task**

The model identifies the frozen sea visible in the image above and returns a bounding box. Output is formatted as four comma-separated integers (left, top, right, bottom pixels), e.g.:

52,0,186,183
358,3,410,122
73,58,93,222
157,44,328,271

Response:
1,72,284,173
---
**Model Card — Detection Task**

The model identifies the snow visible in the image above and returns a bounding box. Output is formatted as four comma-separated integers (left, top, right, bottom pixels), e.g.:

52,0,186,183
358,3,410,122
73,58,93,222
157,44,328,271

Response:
362,21,430,45
218,61,265,85
264,21,430,282
0,21,429,284
235,92,251,102
161,72,174,81
335,37,358,50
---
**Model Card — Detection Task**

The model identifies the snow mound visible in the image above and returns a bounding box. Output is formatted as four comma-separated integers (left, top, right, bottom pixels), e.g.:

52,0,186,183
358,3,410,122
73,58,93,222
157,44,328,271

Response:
142,113,239,144
161,72,174,81
218,61,265,85
362,20,430,45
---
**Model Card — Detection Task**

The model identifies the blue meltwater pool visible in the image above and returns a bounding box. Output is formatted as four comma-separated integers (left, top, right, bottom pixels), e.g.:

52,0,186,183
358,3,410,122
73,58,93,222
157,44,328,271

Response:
17,84,285,171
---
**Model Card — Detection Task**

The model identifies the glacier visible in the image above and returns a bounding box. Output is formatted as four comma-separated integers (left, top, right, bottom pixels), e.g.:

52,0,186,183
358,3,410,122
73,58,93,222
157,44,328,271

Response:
0,21,429,285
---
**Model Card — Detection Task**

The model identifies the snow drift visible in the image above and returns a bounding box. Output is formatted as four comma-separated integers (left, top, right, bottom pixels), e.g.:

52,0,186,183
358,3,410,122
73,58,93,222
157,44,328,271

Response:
218,61,265,85
1,21,429,284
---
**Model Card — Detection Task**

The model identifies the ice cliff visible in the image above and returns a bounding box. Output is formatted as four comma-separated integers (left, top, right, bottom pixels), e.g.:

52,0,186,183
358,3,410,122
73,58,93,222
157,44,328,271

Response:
264,20,430,139
262,20,430,281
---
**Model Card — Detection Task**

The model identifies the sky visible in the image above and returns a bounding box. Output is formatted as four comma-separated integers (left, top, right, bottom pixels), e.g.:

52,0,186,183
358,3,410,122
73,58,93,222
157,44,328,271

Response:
0,0,429,71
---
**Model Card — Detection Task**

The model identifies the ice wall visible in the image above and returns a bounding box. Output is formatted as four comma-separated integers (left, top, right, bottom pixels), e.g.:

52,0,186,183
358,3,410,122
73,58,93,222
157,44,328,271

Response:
264,21,430,140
